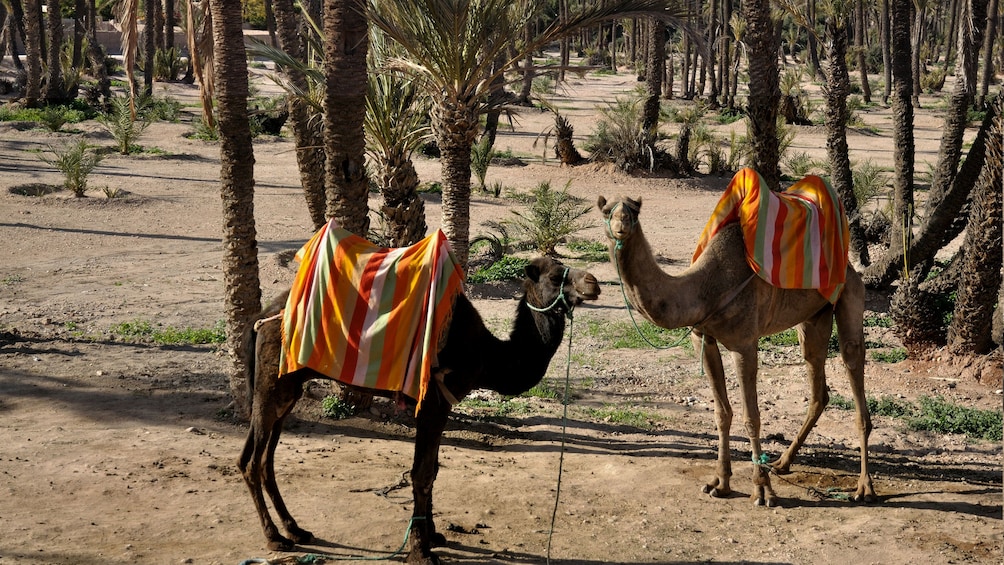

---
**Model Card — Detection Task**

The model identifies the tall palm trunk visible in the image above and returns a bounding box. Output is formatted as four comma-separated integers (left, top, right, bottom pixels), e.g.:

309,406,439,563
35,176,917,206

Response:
22,0,42,106
144,0,156,95
377,150,426,247
825,10,870,266
322,0,369,236
434,97,479,270
977,0,998,109
947,93,1003,354
926,0,985,218
43,0,65,102
272,0,326,229
743,0,780,190
72,0,85,68
864,0,915,288
210,0,261,418
854,0,871,102
642,16,664,142
880,0,892,103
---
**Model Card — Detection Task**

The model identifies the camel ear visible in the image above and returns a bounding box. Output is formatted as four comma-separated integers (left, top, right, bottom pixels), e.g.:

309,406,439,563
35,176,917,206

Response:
524,259,543,282
597,195,607,211
632,196,642,210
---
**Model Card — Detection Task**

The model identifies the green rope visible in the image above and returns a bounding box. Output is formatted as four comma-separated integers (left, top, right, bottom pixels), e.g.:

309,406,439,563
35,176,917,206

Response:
546,311,575,565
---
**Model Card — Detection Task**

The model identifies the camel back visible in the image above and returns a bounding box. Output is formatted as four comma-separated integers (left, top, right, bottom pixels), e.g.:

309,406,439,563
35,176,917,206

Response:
693,168,850,303
279,221,465,413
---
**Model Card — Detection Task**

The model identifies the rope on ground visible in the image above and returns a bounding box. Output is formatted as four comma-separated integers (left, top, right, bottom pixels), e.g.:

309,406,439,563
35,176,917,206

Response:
546,314,575,565
238,515,425,565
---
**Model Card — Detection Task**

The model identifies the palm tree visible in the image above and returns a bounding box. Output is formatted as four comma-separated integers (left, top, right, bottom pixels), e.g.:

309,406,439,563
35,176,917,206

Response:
820,0,870,266
22,0,41,106
642,16,664,142
947,93,1002,354
742,0,780,190
209,0,261,418
43,0,66,103
368,0,689,270
322,0,370,237
270,0,327,229
365,44,430,246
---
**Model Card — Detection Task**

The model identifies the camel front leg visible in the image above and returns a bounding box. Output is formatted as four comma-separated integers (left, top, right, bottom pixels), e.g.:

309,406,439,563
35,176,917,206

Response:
731,348,776,507
774,311,834,474
408,393,451,565
693,332,734,498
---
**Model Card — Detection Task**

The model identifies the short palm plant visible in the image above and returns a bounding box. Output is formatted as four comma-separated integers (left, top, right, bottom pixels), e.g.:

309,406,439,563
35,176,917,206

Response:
505,180,593,255
97,96,151,154
35,140,105,197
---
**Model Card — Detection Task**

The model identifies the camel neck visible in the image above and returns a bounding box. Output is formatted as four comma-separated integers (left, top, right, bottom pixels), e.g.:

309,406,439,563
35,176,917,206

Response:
478,300,566,396
613,225,705,328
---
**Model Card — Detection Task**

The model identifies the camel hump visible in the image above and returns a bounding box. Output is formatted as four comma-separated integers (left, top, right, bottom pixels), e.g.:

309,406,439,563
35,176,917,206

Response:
694,169,850,303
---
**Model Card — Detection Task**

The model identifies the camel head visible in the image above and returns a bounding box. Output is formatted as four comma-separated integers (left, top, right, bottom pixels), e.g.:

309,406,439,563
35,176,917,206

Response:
523,256,600,317
597,195,643,243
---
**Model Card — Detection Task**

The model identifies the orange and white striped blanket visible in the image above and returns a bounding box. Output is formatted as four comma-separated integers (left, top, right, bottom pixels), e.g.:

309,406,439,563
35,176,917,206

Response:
279,221,465,412
692,168,850,303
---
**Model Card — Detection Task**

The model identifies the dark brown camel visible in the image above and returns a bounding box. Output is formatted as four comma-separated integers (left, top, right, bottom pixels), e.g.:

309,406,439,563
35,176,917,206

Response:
239,256,599,564
598,195,875,507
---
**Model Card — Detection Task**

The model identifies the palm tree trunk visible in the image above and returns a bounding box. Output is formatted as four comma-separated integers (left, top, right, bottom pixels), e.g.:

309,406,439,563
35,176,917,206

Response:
72,0,85,68
854,0,871,102
271,0,326,229
977,0,999,109
743,0,781,190
210,0,261,419
880,0,892,103
144,0,156,95
166,0,176,52
22,0,42,106
910,1,924,107
322,0,369,236
434,98,479,271
864,0,915,287
642,16,664,142
825,12,870,267
806,0,822,78
926,0,985,219
947,93,1003,354
43,0,65,102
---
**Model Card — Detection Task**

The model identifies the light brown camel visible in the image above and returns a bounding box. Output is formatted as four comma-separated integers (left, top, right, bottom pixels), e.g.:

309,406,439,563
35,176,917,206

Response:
598,195,875,506
239,256,599,564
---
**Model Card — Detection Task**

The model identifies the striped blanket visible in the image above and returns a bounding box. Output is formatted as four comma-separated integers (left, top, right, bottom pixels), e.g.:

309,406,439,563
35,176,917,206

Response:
279,221,465,412
692,168,850,303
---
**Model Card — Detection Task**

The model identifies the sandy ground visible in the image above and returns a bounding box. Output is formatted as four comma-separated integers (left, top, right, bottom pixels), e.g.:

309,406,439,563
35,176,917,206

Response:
0,70,1001,565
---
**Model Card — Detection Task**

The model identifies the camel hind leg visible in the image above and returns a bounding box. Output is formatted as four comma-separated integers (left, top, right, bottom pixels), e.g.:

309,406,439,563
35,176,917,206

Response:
834,270,875,502
773,306,834,474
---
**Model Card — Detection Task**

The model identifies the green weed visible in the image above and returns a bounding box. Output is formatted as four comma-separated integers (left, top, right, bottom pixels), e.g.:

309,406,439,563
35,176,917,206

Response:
583,318,692,350
467,256,530,284
110,319,225,345
321,395,356,419
871,348,907,363
582,405,658,430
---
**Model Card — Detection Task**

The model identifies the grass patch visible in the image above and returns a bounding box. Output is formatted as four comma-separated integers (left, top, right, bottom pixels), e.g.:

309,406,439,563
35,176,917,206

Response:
565,238,609,262
581,405,658,430
864,314,893,328
583,318,692,350
759,328,800,349
467,256,530,284
2,274,24,285
457,395,532,418
829,394,1002,441
871,348,907,363
110,319,225,345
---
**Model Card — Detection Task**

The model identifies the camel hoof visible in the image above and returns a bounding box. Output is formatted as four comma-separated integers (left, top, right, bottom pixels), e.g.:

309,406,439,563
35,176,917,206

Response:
266,536,295,552
287,526,313,544
406,550,442,565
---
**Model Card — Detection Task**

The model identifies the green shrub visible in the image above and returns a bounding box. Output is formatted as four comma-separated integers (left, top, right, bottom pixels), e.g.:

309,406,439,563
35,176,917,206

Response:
910,396,1002,441
583,95,652,171
321,395,356,419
